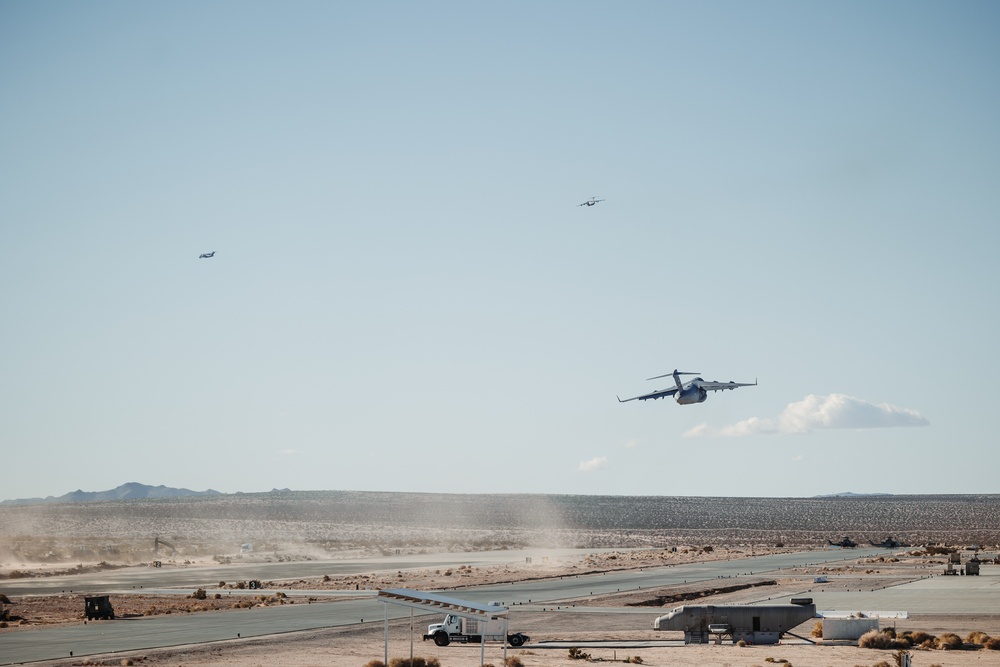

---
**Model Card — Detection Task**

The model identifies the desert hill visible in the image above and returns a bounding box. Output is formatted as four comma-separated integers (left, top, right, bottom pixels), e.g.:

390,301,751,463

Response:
0,482,220,506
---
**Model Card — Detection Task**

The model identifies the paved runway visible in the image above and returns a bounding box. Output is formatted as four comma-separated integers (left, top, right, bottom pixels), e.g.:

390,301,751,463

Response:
0,548,881,664
0,548,610,597
6,547,995,665
773,567,1000,614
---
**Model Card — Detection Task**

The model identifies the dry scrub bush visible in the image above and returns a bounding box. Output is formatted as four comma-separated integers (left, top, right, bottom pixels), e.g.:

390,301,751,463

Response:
965,631,990,644
386,657,440,667
858,630,896,650
898,631,934,647
363,661,385,667
505,656,524,667
568,647,591,660
811,621,823,637
986,637,1000,650
936,633,963,650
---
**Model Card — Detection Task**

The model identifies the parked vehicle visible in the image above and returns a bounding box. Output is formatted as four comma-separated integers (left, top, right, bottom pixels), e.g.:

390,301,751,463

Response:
84,595,115,620
423,604,528,647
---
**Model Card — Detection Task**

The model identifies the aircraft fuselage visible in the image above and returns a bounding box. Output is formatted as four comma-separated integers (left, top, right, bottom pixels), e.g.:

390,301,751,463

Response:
676,382,708,405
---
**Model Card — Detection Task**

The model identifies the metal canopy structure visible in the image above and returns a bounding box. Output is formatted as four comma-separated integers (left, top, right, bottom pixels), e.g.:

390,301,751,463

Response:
377,588,510,666
378,588,509,617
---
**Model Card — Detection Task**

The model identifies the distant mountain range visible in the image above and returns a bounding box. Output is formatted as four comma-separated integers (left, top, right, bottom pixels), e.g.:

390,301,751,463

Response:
0,486,898,506
0,482,221,506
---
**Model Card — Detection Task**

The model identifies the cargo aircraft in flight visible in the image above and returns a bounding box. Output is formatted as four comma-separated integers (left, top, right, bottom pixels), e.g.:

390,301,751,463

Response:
617,369,756,405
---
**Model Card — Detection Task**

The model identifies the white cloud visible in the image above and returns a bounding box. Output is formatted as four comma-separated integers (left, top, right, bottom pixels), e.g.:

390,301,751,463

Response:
623,439,639,449
684,394,929,438
577,456,609,472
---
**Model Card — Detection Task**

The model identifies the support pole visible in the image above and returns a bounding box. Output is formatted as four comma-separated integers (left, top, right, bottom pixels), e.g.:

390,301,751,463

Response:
410,608,414,666
503,616,509,665
384,602,389,667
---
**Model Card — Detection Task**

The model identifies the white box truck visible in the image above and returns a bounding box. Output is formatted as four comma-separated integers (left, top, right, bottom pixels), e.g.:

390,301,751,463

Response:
423,604,529,647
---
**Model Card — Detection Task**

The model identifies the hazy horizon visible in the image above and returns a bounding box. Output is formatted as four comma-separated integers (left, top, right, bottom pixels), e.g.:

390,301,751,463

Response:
4,481,997,505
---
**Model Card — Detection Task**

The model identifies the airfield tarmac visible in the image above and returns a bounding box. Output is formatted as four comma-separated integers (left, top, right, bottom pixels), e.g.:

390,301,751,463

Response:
775,568,1000,614
3,547,999,667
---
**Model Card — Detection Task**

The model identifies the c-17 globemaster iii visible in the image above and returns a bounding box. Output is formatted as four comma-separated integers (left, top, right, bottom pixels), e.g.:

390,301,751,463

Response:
618,369,756,406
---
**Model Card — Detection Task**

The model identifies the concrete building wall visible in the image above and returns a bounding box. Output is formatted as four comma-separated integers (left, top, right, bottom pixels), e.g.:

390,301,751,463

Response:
822,618,880,640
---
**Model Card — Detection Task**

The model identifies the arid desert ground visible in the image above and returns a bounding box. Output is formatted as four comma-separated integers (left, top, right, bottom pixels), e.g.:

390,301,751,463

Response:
3,491,1000,667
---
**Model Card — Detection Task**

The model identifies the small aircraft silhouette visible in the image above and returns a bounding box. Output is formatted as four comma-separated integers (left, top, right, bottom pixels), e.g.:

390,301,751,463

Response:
618,369,756,406
870,537,905,548
199,251,215,259
828,536,858,548
578,197,605,207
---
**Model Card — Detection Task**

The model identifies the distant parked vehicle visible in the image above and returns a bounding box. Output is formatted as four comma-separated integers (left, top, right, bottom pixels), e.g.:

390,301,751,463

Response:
84,595,115,620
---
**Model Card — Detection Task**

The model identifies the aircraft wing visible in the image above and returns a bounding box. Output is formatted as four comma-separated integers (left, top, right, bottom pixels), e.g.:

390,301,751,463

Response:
617,387,679,402
697,379,757,392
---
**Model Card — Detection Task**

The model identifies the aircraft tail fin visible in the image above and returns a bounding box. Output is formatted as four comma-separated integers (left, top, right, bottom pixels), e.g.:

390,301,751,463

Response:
647,369,698,390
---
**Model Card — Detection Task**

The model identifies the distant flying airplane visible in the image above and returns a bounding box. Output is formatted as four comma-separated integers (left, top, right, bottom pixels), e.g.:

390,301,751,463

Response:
578,197,605,207
617,369,756,405
199,251,215,258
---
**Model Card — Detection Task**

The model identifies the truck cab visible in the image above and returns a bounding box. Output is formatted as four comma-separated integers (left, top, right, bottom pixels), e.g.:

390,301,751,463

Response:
426,614,463,637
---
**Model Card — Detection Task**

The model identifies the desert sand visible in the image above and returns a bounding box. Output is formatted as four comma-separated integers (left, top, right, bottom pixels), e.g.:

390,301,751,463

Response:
4,492,1000,667
5,548,1000,667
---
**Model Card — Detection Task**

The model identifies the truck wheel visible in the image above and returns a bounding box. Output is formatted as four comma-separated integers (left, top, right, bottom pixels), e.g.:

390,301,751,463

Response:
509,634,524,647
433,631,450,647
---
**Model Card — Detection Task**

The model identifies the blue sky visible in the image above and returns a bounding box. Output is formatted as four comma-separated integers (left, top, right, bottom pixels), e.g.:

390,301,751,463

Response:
2,1,998,500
